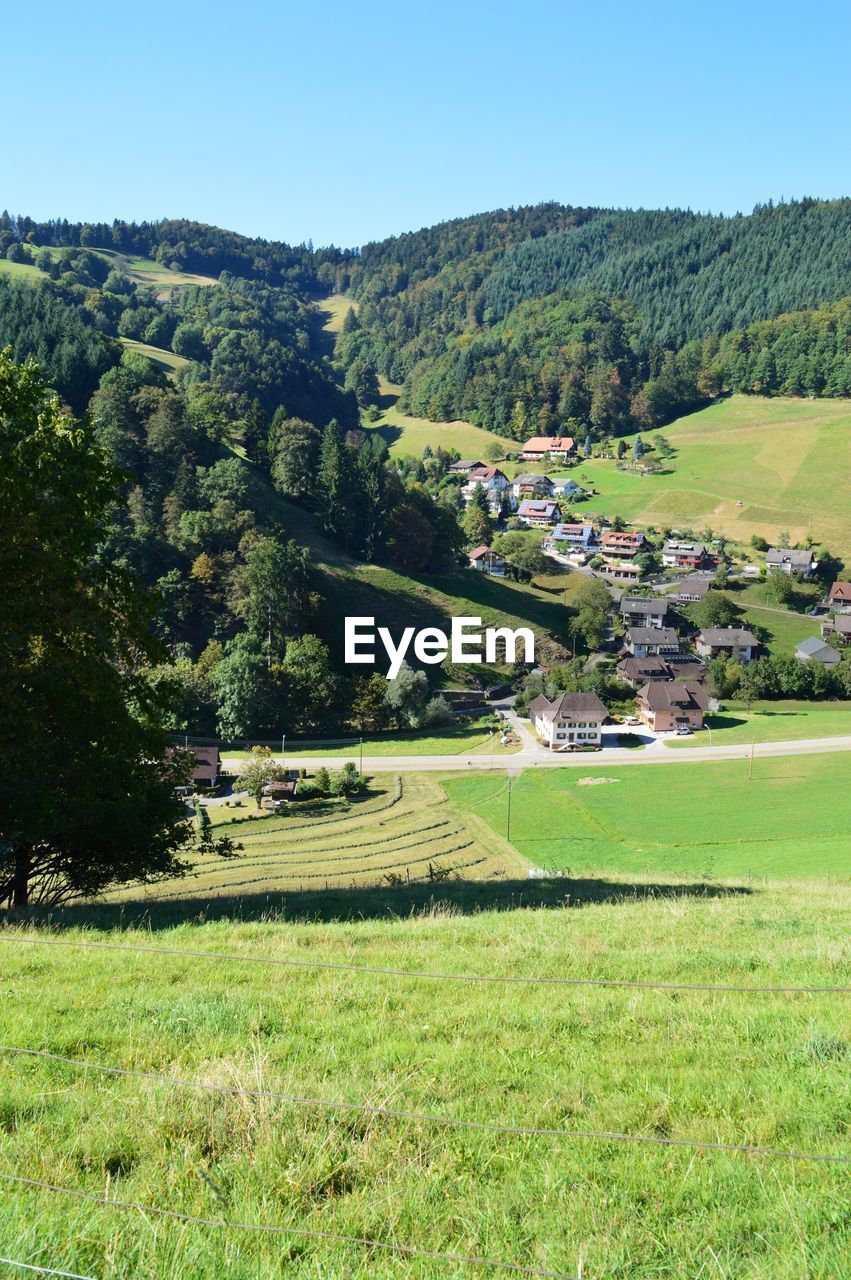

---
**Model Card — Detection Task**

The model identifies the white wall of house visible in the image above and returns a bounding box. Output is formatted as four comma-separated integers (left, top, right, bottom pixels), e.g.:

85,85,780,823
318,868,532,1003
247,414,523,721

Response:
532,712,602,749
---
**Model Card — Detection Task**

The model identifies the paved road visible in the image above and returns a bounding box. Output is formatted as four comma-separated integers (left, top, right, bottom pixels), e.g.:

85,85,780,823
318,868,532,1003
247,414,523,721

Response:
223,731,851,775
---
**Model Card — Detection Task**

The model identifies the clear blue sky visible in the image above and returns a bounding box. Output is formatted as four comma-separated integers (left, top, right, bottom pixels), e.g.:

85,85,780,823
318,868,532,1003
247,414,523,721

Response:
4,0,850,248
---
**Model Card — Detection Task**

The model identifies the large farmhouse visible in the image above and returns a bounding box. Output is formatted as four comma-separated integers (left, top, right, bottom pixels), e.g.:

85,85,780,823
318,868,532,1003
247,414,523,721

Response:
529,691,608,750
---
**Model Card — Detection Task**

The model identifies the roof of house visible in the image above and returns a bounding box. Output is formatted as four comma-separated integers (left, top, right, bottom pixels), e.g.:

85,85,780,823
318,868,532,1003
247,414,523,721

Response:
601,530,644,546
529,691,608,723
829,581,851,602
766,547,814,567
518,499,560,516
796,636,840,659
697,628,758,646
663,540,707,556
627,626,679,646
514,473,550,484
671,575,713,598
550,521,593,537
638,681,709,713
468,545,502,561
465,465,507,483
617,655,671,679
521,435,575,453
620,596,667,616
449,458,483,471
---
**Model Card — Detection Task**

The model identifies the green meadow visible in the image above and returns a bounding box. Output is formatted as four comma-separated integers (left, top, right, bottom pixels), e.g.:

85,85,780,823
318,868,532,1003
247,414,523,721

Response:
446,752,851,879
664,700,851,749
1,873,848,1279
570,396,851,557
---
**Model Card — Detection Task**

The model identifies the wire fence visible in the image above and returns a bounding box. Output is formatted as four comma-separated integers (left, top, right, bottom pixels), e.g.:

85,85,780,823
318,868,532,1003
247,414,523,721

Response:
0,1261,97,1280
0,1173,577,1279
1,933,846,996
4,1044,847,1164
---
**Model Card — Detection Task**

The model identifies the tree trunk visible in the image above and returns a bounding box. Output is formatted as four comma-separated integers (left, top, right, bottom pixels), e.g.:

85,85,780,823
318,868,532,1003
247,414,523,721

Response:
12,848,30,909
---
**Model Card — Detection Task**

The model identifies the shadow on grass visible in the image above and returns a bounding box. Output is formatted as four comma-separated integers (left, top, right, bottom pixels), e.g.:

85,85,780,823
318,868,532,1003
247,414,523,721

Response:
6,876,753,930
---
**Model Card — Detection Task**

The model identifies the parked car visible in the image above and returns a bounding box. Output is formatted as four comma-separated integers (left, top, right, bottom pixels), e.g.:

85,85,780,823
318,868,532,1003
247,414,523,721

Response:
676,725,693,736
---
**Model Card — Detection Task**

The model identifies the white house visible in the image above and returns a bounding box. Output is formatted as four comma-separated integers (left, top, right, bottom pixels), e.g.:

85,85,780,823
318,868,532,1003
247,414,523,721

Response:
695,628,758,662
795,636,841,666
624,626,680,658
517,499,562,527
529,691,608,750
766,548,817,578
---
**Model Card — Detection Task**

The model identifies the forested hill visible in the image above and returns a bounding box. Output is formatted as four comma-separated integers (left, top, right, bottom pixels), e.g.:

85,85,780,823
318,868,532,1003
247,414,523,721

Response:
334,197,851,435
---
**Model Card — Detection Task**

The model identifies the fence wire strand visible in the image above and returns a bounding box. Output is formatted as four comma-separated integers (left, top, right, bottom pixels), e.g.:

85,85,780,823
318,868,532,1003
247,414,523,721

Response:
3,1044,847,1164
1,933,846,995
0,1172,577,1279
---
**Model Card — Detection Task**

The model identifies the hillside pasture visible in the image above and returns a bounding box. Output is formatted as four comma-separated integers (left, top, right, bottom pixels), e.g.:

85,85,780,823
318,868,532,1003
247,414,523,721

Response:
447,751,851,880
367,402,509,462
0,874,847,1279
119,337,191,377
99,775,522,902
568,396,851,557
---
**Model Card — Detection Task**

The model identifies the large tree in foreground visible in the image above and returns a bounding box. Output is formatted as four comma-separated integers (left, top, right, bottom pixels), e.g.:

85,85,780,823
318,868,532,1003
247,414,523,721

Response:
0,351,194,907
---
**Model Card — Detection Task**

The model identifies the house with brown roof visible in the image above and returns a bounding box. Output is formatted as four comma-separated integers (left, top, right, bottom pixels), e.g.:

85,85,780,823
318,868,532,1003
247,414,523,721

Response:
529,691,608,750
695,628,757,662
624,626,680,658
449,459,484,475
600,530,646,559
468,545,506,576
192,746,219,786
828,581,851,612
518,435,575,462
617,655,705,688
636,681,709,733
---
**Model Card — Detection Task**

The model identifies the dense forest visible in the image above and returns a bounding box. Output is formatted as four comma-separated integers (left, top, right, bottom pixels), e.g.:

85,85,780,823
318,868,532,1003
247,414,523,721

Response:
335,198,851,434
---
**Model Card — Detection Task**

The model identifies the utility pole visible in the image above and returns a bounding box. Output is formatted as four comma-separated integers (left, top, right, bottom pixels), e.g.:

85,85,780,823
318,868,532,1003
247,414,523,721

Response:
281,734,286,772
747,738,755,781
359,736,363,774
506,773,512,841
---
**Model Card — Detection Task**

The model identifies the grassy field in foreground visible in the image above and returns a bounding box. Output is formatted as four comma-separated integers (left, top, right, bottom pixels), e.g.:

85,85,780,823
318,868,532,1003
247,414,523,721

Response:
447,752,851,879
568,396,851,557
665,699,851,749
0,880,848,1279
100,775,523,902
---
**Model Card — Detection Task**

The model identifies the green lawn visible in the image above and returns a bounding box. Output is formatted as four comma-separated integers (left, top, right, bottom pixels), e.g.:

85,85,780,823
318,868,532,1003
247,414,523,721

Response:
447,752,851,879
665,699,851,750
224,719,520,761
0,874,847,1279
564,396,851,559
